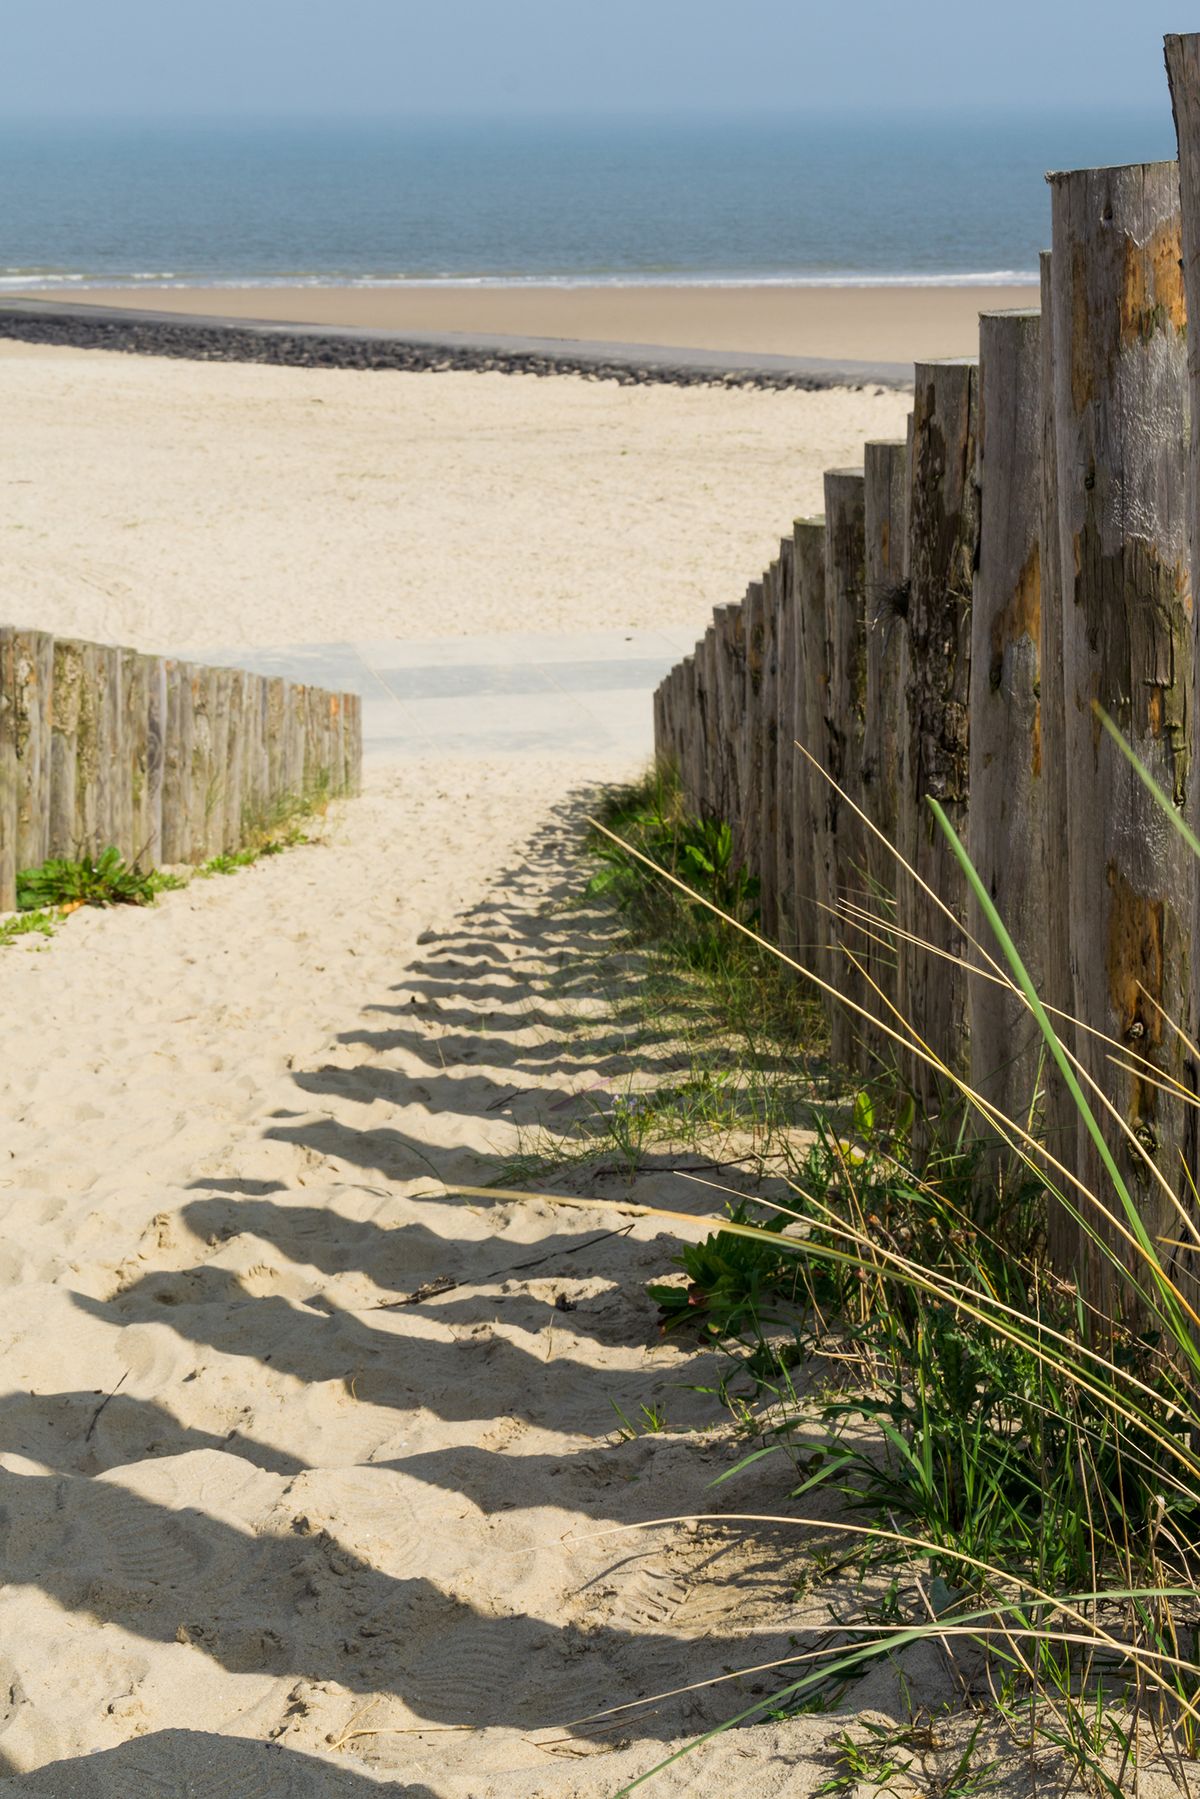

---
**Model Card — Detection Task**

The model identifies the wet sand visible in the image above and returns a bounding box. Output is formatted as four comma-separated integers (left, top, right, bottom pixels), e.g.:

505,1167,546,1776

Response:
22,281,1035,366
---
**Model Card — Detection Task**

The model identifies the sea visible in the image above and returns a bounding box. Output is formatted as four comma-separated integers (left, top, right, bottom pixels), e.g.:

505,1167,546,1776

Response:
0,109,1179,291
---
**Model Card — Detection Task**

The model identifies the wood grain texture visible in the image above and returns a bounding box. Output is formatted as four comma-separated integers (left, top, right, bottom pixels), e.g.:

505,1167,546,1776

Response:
161,660,194,864
795,515,832,995
969,310,1048,1157
0,630,16,911
862,439,910,1069
757,557,782,939
1049,160,1194,1286
13,630,53,874
899,358,980,1122
825,469,869,1066
1038,252,1080,1246
773,538,800,956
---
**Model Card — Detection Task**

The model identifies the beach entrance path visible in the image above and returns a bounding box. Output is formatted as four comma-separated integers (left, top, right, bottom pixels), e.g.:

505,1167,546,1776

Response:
212,627,697,763
0,756,855,1795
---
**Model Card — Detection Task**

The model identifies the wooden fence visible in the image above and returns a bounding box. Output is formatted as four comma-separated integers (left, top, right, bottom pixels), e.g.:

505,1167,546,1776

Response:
0,627,362,912
652,32,1200,1286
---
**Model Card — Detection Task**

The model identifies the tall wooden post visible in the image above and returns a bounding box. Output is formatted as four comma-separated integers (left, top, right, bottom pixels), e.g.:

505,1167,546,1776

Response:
795,517,830,989
758,558,782,939
1049,161,1194,1293
1038,251,1079,1256
825,468,869,1067
0,630,16,911
899,358,980,1125
773,538,799,955
13,630,53,873
968,310,1048,1163
862,439,910,1068
742,582,766,887
710,603,740,833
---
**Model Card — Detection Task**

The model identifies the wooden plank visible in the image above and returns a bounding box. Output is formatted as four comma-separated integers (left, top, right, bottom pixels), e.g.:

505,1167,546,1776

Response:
825,468,869,1067
1048,160,1193,1288
265,677,286,808
96,646,124,856
1038,251,1078,1257
968,309,1047,1161
144,655,166,867
189,666,218,861
13,630,53,874
73,641,104,858
794,517,829,982
118,647,149,864
773,538,799,956
49,639,84,859
757,558,782,940
898,358,980,1127
347,691,363,796
710,603,741,833
862,440,910,1068
0,629,16,911
696,624,719,820
161,660,195,864
223,667,247,852
742,582,766,896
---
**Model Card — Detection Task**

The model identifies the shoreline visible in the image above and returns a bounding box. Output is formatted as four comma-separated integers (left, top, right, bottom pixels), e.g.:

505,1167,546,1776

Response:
3,281,1032,372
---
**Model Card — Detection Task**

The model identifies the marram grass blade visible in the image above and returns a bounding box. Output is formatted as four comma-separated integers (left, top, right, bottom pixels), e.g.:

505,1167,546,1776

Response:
1097,704,1200,862
926,796,1200,1367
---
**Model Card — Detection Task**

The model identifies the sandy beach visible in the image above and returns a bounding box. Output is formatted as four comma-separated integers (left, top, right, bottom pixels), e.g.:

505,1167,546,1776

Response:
20,281,1034,366
0,341,954,1791
0,339,910,653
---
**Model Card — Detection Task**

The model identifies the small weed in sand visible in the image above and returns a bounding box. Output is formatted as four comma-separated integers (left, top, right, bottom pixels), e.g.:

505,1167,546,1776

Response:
0,908,58,948
16,847,183,911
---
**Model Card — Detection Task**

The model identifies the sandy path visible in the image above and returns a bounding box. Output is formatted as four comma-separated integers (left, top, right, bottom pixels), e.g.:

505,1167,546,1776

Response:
0,759,884,1795
0,342,910,654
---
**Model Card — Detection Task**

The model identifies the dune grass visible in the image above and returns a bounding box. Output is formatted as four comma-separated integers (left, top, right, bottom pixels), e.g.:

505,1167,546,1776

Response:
482,762,1200,1795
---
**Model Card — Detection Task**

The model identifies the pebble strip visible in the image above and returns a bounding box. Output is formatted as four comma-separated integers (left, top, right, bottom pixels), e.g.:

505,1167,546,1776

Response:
0,305,906,392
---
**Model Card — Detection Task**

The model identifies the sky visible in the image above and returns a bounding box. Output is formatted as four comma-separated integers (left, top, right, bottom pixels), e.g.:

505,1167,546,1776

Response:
0,0,1192,121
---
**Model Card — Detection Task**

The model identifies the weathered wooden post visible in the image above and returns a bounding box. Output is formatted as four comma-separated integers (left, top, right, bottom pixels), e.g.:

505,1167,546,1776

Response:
97,646,124,856
758,558,782,939
862,439,910,1066
49,639,83,859
13,630,53,873
710,603,741,832
265,676,286,808
773,538,799,954
72,642,105,857
162,661,194,863
702,623,722,820
825,468,869,1066
742,581,766,883
968,310,1047,1162
0,630,16,910
1167,37,1200,1306
795,516,830,986
223,668,247,852
1048,160,1193,1290
898,358,980,1125
1037,252,1079,1257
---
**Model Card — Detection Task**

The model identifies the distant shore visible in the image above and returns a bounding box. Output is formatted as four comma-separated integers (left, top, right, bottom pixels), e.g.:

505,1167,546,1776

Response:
8,282,1032,369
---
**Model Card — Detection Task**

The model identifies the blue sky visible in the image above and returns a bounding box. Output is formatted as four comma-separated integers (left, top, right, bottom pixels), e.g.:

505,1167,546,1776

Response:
1,1,1192,120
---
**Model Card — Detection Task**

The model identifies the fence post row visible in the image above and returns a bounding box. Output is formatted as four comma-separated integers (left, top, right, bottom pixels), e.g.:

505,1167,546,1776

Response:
1049,159,1194,1301
648,36,1200,1302
0,630,363,914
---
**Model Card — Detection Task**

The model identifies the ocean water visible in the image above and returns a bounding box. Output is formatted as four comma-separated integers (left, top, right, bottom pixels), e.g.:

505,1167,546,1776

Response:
0,110,1178,289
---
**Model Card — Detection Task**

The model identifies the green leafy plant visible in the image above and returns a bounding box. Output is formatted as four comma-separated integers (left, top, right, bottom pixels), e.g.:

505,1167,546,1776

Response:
16,847,182,911
0,908,57,948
